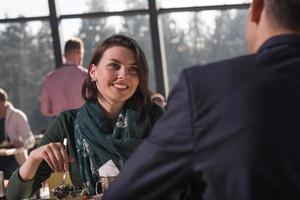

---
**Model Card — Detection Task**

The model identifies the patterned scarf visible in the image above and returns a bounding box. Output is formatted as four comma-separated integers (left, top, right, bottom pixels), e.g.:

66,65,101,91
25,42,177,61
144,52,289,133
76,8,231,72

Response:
74,100,149,195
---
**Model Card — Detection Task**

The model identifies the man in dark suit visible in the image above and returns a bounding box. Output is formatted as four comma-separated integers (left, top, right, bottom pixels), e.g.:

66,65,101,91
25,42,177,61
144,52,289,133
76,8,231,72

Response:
104,0,300,199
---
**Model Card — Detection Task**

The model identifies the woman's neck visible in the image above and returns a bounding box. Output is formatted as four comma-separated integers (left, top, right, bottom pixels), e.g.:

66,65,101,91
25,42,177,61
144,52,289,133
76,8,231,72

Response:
97,97,124,121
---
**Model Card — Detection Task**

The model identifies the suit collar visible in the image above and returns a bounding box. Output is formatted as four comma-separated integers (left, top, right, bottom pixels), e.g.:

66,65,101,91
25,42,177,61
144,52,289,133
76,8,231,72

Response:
258,34,300,53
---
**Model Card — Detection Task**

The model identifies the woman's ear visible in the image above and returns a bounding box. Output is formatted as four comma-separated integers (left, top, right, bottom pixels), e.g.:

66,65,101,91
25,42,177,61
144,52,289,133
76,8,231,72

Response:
89,64,96,79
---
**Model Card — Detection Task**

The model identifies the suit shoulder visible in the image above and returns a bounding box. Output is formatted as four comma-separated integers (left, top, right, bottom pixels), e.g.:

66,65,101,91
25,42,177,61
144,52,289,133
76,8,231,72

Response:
185,54,254,75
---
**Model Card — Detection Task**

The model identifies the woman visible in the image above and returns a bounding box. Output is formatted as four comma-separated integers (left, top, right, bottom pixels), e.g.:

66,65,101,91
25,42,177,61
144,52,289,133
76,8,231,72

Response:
6,34,163,199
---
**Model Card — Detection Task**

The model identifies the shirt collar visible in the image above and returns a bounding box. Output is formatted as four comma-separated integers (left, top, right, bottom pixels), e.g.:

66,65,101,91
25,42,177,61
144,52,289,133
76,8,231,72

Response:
257,34,300,53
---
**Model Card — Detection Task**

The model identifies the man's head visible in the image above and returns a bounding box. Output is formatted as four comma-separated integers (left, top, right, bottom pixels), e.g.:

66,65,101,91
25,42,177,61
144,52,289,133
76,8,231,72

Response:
64,37,84,65
264,0,300,31
246,0,300,53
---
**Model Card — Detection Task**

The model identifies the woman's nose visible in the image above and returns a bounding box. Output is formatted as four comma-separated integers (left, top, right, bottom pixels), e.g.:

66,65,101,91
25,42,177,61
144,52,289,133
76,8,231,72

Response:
117,66,127,79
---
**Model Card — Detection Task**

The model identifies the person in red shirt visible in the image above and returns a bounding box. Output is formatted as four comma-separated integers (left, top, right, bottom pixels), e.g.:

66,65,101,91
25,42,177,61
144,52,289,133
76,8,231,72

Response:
40,37,87,117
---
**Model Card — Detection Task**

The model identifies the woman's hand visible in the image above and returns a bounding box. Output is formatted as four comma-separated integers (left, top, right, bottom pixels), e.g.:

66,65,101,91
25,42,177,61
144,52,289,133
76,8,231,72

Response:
30,142,69,172
19,141,69,181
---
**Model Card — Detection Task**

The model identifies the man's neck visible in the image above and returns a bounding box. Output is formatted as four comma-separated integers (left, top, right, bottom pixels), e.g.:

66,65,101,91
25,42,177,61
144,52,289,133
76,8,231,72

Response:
254,10,300,53
65,60,79,65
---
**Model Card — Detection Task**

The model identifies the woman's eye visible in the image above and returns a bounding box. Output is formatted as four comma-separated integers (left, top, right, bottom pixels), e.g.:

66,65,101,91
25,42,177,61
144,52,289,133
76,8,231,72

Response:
129,67,138,75
108,63,120,69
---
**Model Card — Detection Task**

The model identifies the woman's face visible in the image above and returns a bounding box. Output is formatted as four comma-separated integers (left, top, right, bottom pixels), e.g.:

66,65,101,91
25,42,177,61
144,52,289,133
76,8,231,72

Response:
90,46,139,105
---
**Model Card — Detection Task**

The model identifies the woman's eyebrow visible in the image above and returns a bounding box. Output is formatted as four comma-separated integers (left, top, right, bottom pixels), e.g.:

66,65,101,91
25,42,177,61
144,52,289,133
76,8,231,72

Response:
109,58,137,66
109,58,121,64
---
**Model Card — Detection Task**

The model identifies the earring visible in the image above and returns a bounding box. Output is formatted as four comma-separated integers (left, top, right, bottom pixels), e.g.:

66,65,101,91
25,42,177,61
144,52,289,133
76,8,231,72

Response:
91,77,96,82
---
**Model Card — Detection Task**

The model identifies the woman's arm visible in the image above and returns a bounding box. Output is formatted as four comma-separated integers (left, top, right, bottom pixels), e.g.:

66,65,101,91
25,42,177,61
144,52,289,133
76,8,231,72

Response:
19,141,69,181
7,111,74,200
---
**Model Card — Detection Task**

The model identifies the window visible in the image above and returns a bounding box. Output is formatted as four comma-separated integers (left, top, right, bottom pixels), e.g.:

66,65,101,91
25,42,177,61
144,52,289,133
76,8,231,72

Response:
157,0,251,8
59,0,148,15
161,9,248,88
0,21,55,132
0,0,251,131
0,0,49,19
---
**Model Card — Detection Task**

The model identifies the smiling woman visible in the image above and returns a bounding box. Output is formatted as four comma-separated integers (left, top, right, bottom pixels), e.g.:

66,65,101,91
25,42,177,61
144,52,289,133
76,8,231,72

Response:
89,47,140,112
82,34,151,109
6,34,164,200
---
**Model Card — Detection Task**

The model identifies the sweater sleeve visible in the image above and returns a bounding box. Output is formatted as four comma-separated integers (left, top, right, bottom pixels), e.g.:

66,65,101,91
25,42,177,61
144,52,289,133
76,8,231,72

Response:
6,168,35,199
6,111,76,200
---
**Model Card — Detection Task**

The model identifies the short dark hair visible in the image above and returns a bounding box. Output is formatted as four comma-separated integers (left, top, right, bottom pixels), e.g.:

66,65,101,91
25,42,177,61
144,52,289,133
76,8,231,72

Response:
64,37,84,55
0,88,8,102
265,0,300,31
81,34,152,109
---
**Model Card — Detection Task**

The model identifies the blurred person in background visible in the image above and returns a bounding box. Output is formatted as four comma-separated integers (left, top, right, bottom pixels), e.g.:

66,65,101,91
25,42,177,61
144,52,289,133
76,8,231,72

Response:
151,92,166,108
0,88,35,179
104,0,300,199
40,37,87,117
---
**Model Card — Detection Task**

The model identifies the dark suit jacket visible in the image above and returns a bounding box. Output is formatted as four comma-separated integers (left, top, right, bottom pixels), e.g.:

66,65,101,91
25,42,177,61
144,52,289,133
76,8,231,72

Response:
104,35,300,200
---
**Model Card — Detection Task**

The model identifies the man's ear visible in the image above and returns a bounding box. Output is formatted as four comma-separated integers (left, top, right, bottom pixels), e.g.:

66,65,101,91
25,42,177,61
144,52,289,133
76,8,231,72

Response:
250,0,264,24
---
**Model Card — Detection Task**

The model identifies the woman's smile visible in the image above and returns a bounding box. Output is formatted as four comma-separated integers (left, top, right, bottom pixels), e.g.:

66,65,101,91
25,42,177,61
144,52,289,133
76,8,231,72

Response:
111,82,129,90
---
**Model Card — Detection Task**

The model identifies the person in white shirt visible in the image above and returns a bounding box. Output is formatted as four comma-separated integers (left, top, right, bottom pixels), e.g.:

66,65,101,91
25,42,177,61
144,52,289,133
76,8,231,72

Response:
0,88,35,178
